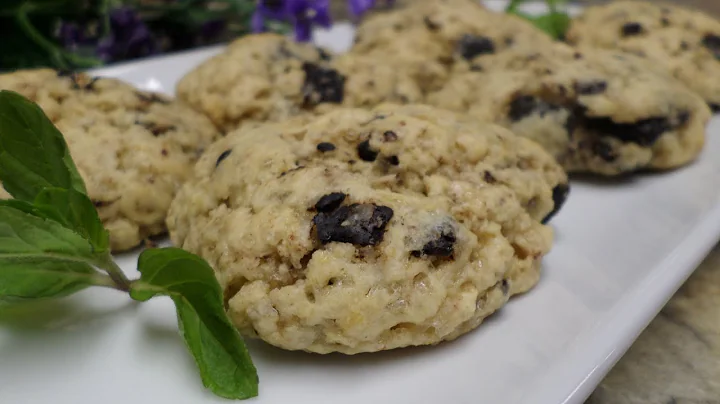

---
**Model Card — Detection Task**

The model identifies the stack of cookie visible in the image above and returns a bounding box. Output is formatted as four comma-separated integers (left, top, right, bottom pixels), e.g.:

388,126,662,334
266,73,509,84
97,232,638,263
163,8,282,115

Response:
1,0,716,354
350,0,713,176
177,0,714,177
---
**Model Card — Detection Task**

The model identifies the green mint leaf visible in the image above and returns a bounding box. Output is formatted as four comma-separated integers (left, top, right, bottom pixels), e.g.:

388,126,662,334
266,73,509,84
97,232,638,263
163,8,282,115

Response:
34,187,109,254
0,258,101,301
130,248,259,400
0,204,95,258
0,91,106,253
0,204,107,300
0,90,87,201
546,0,568,12
528,12,571,40
505,0,524,13
506,0,570,40
509,10,570,40
0,199,46,217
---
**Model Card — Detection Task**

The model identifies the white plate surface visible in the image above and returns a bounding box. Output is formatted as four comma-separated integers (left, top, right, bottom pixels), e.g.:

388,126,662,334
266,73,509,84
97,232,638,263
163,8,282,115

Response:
2,2,720,404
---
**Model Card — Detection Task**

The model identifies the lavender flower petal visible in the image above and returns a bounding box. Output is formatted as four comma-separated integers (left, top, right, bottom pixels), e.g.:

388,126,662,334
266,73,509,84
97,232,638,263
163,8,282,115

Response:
293,19,313,41
347,0,376,18
98,7,158,63
258,0,289,20
57,22,82,49
251,10,267,33
254,0,332,42
312,0,333,27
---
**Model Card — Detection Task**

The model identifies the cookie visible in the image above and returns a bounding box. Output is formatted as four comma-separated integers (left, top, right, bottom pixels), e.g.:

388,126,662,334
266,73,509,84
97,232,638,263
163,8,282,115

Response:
370,104,569,223
224,103,568,224
350,0,555,92
167,106,555,354
176,33,422,132
566,0,720,110
0,69,220,251
426,43,711,175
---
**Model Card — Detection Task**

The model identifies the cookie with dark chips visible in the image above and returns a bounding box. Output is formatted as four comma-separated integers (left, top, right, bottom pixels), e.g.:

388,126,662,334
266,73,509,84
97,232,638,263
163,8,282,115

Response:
567,0,720,110
427,43,710,175
350,0,555,92
167,104,563,354
176,33,422,132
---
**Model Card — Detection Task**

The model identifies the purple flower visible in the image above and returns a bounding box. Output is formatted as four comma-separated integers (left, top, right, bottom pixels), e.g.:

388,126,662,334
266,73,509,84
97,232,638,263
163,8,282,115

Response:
57,21,95,51
97,7,157,63
347,0,395,19
57,22,82,49
252,0,332,42
347,0,375,18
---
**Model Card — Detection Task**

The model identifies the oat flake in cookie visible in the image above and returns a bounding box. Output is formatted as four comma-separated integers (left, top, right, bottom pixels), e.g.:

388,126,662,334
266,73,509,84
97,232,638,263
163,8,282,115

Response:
350,0,555,92
0,69,220,251
427,43,711,175
566,0,720,110
167,106,558,354
176,33,422,132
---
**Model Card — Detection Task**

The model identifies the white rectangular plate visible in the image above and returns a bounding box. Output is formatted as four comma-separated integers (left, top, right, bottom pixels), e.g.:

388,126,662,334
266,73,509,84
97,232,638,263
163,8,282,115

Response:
2,2,720,404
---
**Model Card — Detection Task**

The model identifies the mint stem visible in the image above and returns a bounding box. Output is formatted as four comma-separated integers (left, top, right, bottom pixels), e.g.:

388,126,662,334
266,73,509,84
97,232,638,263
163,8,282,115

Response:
91,273,123,290
96,254,132,292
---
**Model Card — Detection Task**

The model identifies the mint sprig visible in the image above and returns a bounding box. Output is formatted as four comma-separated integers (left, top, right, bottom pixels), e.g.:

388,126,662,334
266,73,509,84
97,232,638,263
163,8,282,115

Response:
0,90,259,400
506,0,571,40
132,248,259,399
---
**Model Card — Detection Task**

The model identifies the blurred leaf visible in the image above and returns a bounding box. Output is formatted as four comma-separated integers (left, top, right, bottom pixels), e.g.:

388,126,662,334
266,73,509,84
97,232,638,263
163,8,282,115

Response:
524,12,571,40
506,0,570,40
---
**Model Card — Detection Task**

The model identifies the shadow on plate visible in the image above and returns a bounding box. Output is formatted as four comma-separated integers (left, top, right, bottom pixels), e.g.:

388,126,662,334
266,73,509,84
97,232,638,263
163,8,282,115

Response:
0,297,138,330
0,297,139,366
568,172,638,187
568,160,700,187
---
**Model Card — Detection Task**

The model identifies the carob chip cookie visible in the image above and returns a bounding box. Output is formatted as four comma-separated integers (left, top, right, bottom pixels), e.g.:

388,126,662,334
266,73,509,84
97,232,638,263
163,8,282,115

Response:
566,1,720,110
0,68,220,251
176,34,421,132
350,0,555,92
427,43,710,175
167,105,557,354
